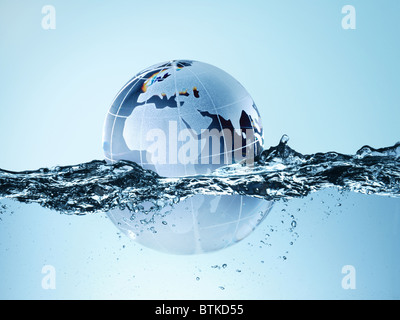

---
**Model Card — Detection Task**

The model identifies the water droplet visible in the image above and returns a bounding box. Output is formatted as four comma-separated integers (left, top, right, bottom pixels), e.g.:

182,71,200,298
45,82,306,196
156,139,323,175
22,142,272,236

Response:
291,220,297,228
196,277,200,281
280,134,290,145
219,286,225,290
222,263,227,269
149,226,157,234
162,221,167,225
173,196,180,204
156,199,165,207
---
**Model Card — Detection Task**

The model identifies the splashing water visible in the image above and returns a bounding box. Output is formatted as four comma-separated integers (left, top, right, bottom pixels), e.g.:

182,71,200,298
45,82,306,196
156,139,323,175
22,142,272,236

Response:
0,136,399,217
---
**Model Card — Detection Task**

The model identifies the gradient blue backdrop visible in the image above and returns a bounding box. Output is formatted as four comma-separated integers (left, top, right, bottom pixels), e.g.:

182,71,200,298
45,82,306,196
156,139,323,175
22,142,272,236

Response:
0,0,399,299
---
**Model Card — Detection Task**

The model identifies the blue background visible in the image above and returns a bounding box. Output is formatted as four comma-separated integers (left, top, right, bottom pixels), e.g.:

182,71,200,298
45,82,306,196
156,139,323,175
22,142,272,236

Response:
0,0,399,299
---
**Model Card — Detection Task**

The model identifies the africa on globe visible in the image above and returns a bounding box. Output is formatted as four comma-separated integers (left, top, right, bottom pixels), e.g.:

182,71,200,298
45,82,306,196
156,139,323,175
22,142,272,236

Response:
102,60,272,254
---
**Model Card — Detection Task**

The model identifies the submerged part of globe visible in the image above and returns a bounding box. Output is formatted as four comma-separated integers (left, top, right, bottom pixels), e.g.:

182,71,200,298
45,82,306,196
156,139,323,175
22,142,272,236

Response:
102,60,273,254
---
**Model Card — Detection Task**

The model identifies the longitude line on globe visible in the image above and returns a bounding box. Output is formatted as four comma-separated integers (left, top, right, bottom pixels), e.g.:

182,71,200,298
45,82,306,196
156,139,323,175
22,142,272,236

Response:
172,61,202,253
109,76,143,163
187,66,250,248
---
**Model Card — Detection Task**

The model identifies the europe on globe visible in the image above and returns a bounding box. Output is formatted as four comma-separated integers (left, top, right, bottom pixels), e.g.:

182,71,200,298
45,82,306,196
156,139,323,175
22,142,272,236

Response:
102,60,273,254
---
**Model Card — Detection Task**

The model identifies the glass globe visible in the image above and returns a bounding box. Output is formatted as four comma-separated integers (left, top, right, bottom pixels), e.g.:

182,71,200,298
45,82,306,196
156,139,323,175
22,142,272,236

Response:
103,60,272,254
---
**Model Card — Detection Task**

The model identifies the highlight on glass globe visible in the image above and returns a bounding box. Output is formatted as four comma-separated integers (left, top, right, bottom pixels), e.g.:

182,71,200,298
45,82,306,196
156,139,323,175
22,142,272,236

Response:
102,60,273,254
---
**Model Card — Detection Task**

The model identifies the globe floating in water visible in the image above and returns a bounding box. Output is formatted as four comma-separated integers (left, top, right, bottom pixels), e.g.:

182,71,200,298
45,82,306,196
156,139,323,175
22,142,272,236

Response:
102,60,273,254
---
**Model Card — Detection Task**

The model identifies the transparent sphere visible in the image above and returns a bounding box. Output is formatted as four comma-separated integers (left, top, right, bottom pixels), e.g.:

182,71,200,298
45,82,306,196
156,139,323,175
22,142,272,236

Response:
103,60,273,254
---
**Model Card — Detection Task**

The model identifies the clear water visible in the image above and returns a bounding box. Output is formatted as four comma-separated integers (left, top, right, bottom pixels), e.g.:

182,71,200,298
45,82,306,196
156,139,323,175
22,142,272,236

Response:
1,135,398,217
